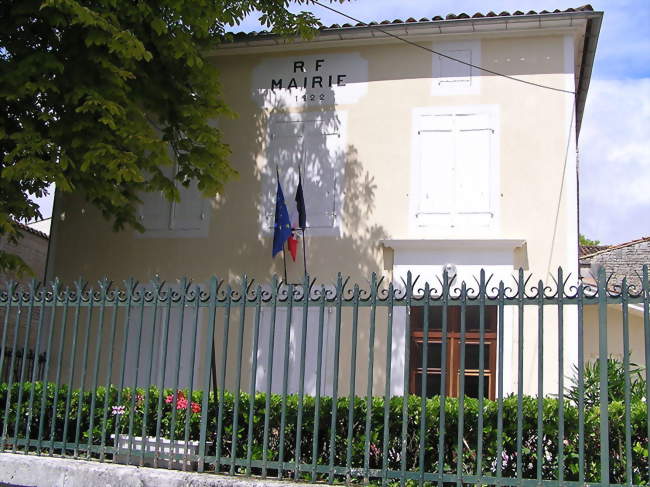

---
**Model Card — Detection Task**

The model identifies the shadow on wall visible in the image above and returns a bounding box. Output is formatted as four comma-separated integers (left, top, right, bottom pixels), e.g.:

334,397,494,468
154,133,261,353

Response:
207,66,387,286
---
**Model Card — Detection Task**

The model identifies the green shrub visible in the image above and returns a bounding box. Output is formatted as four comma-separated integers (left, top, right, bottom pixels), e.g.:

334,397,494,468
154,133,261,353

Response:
566,355,646,409
0,381,646,484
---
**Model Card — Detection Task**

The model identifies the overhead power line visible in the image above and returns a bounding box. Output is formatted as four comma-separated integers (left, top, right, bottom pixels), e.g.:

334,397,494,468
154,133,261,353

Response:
310,0,576,96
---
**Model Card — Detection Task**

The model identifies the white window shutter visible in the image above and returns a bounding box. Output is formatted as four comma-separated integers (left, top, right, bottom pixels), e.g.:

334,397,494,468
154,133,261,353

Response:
437,50,471,85
416,114,454,226
302,120,341,228
454,114,492,225
139,164,174,231
139,192,171,231
172,180,206,231
267,121,304,228
417,130,454,216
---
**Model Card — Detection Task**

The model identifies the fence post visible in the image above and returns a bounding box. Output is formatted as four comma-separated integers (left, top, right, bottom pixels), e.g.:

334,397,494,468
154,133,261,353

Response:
418,282,430,487
246,283,263,476
230,276,248,475
328,274,343,484
380,282,394,487
557,268,565,482
597,267,610,484
198,276,219,473
363,274,378,484
295,274,311,480
50,285,70,455
536,280,544,482
261,278,276,478
643,264,649,481
85,279,109,459
399,272,413,487
278,281,294,478
437,271,449,486
345,283,360,483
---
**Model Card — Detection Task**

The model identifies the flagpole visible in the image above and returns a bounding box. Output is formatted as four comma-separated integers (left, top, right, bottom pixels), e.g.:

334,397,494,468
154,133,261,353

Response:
282,247,288,283
301,229,307,277
297,164,308,278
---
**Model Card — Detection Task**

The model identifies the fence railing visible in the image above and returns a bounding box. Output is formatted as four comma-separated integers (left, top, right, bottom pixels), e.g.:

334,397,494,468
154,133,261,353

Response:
0,267,648,486
0,347,46,383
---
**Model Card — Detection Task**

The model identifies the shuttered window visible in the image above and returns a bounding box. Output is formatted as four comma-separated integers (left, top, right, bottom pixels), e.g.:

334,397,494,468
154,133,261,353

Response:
266,114,345,230
436,49,472,86
415,111,496,229
138,164,209,238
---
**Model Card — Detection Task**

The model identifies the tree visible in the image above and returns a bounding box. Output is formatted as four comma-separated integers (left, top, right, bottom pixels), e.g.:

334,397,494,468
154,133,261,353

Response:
579,234,601,246
1,0,342,274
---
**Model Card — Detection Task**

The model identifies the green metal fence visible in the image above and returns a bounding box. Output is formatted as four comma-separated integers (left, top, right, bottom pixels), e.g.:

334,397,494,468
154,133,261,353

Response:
0,267,648,486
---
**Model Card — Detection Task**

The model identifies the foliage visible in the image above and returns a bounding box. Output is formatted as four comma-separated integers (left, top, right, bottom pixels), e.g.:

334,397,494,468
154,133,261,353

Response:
579,234,601,246
566,355,646,409
0,0,344,272
0,381,647,484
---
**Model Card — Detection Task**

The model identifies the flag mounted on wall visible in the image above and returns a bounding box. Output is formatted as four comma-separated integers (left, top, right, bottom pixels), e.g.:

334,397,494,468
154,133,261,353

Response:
272,171,292,258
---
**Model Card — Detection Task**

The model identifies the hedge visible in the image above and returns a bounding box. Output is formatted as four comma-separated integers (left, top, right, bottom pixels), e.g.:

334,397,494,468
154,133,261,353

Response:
0,382,647,484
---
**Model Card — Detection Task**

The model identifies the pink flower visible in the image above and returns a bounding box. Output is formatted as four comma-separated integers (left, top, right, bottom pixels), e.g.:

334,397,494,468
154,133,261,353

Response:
165,390,186,406
191,402,201,414
369,443,380,458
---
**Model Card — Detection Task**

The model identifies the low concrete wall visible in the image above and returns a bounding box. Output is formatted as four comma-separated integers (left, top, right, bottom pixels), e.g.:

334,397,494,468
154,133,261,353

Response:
0,453,307,487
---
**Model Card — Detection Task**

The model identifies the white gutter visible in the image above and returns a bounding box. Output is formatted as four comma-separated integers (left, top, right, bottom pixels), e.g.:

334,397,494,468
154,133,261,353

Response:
211,11,602,53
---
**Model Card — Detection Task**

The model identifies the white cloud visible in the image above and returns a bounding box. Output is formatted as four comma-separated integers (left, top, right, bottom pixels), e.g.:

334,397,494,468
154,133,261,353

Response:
579,78,650,244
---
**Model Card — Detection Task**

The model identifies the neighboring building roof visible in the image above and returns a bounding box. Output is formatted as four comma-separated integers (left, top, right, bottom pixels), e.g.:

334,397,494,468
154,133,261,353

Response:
579,236,649,291
579,237,650,260
228,5,596,38
579,244,610,257
13,220,49,240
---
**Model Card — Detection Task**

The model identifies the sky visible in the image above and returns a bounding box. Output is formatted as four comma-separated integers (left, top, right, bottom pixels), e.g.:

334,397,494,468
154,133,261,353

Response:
31,1,649,244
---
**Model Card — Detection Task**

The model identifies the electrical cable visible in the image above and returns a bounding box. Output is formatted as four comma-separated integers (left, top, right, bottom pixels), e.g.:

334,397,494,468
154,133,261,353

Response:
311,0,581,278
310,0,577,96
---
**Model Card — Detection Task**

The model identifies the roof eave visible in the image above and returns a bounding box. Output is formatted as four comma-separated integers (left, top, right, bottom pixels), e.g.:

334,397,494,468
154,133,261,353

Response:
575,12,602,138
214,10,603,50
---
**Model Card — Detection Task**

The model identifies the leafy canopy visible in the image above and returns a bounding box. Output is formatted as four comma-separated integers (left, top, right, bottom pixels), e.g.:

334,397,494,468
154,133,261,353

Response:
1,0,342,273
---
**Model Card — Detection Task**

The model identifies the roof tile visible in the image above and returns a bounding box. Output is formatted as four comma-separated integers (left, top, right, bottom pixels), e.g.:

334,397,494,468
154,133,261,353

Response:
228,6,596,38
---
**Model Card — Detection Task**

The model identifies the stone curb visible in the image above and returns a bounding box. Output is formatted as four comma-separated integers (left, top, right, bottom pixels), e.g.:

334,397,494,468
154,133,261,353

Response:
0,453,314,487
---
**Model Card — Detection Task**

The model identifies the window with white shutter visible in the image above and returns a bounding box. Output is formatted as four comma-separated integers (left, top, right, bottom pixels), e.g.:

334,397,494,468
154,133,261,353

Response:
413,107,498,232
138,163,209,238
431,40,481,96
436,49,472,86
264,112,346,233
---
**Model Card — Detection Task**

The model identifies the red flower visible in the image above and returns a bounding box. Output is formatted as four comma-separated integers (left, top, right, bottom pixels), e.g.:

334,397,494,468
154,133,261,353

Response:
190,402,201,414
165,390,186,406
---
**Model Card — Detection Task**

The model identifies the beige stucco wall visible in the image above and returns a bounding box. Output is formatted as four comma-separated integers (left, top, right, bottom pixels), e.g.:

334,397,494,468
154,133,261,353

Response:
48,31,579,285
583,304,647,367
44,29,587,396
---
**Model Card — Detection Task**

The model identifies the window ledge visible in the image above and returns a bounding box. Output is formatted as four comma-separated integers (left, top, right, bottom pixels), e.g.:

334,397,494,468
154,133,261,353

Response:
381,238,526,252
